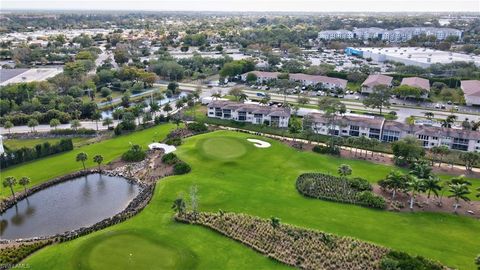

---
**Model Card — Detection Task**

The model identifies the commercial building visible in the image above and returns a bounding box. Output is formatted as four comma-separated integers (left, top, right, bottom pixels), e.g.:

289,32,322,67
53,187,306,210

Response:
319,27,462,42
345,47,480,68
361,74,393,93
461,80,480,106
0,68,63,86
307,113,480,152
207,100,290,128
241,71,348,90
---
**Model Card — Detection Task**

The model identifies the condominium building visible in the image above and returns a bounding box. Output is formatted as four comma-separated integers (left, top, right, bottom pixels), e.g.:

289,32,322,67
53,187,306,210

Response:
241,71,348,90
400,77,430,99
318,30,354,40
307,113,480,152
207,101,290,128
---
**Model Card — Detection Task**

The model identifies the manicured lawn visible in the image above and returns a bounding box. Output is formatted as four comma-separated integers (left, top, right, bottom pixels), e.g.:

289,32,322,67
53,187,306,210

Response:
0,124,176,199
21,131,480,270
3,137,90,150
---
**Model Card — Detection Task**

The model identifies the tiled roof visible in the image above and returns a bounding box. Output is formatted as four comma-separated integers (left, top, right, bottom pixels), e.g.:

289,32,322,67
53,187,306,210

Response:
308,113,384,129
401,77,430,91
209,101,290,117
362,74,393,88
461,80,480,97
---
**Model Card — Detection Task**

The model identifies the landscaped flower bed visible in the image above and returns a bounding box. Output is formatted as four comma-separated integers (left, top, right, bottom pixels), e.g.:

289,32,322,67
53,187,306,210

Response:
176,212,446,270
296,173,386,209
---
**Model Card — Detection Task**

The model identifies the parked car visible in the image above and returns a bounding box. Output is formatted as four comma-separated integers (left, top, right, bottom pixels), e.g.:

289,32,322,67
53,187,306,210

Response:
256,92,266,97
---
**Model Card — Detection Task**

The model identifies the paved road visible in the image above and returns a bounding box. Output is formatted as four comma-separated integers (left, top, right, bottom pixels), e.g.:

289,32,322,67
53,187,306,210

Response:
242,89,480,123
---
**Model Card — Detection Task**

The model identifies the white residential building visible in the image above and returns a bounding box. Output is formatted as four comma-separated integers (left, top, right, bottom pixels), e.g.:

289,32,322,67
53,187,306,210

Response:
242,71,348,90
207,101,290,128
318,30,354,40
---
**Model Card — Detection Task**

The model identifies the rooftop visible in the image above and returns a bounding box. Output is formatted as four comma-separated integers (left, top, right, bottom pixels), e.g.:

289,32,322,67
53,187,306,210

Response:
401,77,430,91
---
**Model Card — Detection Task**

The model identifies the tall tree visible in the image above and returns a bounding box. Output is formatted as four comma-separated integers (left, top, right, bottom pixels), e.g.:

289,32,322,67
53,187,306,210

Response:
318,97,346,149
448,183,471,213
19,176,31,194
362,85,391,114
93,155,104,171
406,175,425,210
3,176,17,200
49,118,61,130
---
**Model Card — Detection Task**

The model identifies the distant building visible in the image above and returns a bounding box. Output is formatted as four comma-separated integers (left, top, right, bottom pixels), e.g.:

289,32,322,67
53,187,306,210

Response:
207,101,290,128
0,135,4,155
0,68,63,86
241,71,348,90
318,30,353,40
320,27,462,42
461,80,480,106
346,47,480,68
361,74,393,93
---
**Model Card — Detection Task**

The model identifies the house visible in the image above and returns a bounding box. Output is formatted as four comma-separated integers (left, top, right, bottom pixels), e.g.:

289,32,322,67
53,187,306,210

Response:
400,77,430,98
461,80,480,106
207,101,290,128
361,74,393,93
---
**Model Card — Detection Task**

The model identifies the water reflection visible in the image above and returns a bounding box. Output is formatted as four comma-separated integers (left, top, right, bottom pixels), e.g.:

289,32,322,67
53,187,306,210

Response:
0,174,140,240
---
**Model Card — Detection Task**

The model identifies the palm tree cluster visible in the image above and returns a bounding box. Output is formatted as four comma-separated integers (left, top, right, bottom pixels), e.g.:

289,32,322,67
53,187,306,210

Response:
346,136,380,158
379,161,472,213
75,152,104,171
2,176,31,200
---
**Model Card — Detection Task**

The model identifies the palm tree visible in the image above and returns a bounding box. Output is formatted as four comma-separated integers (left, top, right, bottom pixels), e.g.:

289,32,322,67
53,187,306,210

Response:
125,164,133,177
211,92,221,100
93,155,104,172
173,117,182,130
102,117,113,129
448,183,471,213
3,176,17,200
270,216,281,231
76,152,88,170
384,170,407,200
337,164,352,180
423,176,441,203
409,160,432,180
163,103,172,116
172,198,186,216
18,176,31,194
239,93,248,103
406,175,425,210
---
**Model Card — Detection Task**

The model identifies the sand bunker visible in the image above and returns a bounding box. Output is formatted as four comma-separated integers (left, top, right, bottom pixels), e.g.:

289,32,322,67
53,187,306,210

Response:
247,139,271,148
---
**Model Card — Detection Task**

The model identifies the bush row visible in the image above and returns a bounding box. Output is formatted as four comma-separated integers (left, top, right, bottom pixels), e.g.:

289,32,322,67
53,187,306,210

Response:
0,241,52,266
296,173,386,209
0,139,74,169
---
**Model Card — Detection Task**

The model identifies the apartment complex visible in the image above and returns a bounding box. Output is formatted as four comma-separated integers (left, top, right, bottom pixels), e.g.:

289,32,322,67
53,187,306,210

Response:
308,113,480,152
241,71,348,90
205,101,479,152
461,80,480,106
318,27,462,42
207,101,290,128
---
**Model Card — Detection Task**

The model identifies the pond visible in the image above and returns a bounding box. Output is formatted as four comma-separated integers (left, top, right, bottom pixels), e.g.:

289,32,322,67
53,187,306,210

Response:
0,174,140,240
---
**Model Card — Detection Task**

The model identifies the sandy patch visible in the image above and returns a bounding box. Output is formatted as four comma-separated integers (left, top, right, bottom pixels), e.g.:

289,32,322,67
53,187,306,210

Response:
247,139,271,148
148,143,176,153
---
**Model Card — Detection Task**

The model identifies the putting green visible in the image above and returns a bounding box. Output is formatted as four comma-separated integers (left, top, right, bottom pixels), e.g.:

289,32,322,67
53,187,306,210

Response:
198,136,249,160
74,230,196,270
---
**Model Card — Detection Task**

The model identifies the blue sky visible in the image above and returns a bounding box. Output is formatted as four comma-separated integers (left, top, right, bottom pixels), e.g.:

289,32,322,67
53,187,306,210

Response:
2,0,479,12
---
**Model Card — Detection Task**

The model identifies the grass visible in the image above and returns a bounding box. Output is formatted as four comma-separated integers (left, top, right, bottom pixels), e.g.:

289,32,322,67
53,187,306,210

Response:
20,131,480,270
0,124,176,199
3,137,91,150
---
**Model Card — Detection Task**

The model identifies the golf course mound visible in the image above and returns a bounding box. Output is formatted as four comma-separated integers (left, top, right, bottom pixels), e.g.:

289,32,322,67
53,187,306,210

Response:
198,137,249,160
74,230,196,270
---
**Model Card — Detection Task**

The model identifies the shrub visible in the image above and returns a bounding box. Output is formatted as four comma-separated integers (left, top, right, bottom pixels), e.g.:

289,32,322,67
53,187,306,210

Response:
357,191,386,209
164,137,182,146
349,177,372,191
173,162,191,175
0,241,51,265
187,122,208,133
121,144,146,162
312,145,340,155
380,251,444,270
296,173,385,209
50,128,96,135
161,152,178,165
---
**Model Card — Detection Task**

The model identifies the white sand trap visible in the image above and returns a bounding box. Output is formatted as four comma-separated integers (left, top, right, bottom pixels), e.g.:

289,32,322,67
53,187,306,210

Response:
247,139,271,148
148,143,176,153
